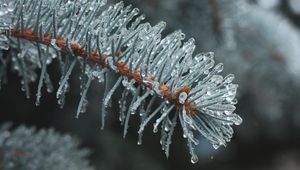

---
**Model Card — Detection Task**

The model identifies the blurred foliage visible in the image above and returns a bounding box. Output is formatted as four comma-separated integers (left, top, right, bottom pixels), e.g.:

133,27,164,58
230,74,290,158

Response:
0,123,94,170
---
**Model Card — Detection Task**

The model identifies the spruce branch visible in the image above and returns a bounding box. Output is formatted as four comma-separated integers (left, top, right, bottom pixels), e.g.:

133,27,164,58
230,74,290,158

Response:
0,0,242,163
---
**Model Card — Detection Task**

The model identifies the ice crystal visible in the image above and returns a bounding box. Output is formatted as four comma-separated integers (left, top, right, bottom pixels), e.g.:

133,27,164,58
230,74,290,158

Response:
0,0,242,163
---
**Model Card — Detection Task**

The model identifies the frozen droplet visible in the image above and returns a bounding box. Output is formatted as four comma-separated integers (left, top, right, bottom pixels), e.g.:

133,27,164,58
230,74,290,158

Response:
35,94,41,106
233,115,243,125
137,138,142,145
191,155,198,164
212,144,220,150
179,92,187,104
103,77,122,108
214,63,224,73
122,77,129,86
206,90,212,96
224,110,233,115
226,94,235,102
230,99,238,104
79,98,88,113
224,74,235,84
164,126,170,132
153,124,158,133
50,39,56,46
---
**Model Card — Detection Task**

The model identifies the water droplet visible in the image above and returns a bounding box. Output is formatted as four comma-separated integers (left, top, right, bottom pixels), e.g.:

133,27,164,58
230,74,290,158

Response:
153,124,158,133
191,155,198,164
212,144,220,150
224,74,235,84
233,115,243,125
215,63,224,73
179,92,187,104
224,110,233,115
50,39,56,46
137,140,142,145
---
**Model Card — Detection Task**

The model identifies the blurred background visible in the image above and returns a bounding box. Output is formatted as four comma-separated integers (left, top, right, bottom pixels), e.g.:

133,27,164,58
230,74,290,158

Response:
1,0,300,169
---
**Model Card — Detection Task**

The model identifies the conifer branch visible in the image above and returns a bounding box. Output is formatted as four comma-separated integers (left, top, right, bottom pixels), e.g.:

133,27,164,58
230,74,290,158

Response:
0,0,242,163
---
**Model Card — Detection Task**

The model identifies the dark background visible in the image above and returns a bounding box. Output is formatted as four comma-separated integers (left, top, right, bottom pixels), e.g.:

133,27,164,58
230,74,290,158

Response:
1,0,300,169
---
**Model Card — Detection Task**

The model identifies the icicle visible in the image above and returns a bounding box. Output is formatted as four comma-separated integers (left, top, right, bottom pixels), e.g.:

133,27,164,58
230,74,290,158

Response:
189,143,198,164
35,45,48,106
138,102,165,135
119,89,129,125
179,112,199,145
160,118,168,150
164,111,179,158
138,96,147,117
44,72,53,93
57,52,66,78
101,72,109,130
103,76,122,108
179,113,199,163
56,58,77,107
137,99,148,145
123,86,141,138
128,90,150,115
17,49,30,98
76,74,93,118
138,112,146,145
57,83,68,108
137,131,143,145
153,105,175,133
